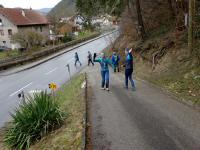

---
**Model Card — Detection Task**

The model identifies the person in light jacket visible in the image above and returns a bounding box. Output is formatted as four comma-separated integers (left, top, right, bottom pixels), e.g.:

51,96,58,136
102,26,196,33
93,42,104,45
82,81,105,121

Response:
94,53,113,91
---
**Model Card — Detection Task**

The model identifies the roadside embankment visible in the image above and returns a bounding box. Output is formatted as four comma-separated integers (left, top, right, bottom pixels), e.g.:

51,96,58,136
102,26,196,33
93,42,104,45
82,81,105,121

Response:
104,33,200,107
0,33,100,71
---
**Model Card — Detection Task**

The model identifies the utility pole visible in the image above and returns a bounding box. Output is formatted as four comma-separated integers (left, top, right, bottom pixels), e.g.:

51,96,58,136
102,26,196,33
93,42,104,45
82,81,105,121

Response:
188,0,195,53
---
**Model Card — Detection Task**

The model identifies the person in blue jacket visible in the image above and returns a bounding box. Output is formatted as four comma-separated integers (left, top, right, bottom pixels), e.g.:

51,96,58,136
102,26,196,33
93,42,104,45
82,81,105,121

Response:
94,53,112,91
111,51,120,73
123,48,136,91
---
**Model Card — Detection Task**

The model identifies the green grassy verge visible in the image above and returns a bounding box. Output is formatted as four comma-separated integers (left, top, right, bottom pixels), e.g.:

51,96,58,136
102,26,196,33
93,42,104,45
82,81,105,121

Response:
135,57,200,106
30,74,85,150
0,74,86,150
0,50,20,60
150,68,200,105
76,30,98,40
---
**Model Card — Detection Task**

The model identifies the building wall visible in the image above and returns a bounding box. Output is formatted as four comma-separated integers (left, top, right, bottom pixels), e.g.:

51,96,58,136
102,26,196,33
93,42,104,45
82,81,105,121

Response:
0,14,49,49
17,25,49,37
0,14,18,49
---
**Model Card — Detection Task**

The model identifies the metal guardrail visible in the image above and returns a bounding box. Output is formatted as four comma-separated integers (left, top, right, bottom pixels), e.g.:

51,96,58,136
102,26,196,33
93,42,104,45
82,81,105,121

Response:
0,33,100,70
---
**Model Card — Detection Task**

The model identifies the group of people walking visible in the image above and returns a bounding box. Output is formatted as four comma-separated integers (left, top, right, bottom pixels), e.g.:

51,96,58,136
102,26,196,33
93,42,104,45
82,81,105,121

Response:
74,48,136,92
74,51,95,67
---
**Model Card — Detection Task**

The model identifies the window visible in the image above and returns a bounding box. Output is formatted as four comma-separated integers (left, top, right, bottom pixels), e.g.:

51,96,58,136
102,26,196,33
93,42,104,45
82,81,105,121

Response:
0,19,2,26
0,30,4,36
3,41,6,46
40,26,42,32
8,29,12,36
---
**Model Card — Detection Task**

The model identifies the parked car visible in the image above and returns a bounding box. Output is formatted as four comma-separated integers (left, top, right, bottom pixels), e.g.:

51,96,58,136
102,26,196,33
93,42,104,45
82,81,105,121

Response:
0,46,9,52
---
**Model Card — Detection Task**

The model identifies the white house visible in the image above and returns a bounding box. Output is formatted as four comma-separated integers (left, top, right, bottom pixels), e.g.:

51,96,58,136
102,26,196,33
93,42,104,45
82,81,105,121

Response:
0,8,49,49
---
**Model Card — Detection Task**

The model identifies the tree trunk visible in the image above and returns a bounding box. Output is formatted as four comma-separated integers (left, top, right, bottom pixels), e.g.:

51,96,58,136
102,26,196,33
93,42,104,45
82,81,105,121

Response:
188,0,194,53
167,0,175,17
132,0,145,40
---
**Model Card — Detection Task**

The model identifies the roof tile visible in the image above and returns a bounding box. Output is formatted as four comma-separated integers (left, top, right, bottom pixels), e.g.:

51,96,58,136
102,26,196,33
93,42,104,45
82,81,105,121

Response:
0,8,49,26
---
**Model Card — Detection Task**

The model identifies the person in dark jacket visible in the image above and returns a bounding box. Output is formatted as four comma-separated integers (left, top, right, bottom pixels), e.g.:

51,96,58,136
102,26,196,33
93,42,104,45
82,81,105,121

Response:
93,53,97,62
124,48,136,90
88,51,94,66
74,52,82,67
111,51,120,72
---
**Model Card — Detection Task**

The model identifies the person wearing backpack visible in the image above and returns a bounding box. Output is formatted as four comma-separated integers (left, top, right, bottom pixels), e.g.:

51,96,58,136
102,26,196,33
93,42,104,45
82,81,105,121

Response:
123,48,136,91
111,51,120,72
94,52,113,91
88,51,94,66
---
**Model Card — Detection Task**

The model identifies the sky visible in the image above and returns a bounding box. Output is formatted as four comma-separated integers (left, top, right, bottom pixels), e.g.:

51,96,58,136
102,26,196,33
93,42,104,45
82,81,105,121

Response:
0,0,61,9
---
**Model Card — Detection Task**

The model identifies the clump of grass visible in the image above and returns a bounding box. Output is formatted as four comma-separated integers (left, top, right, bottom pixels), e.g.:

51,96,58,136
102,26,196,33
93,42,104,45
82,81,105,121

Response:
30,74,85,150
0,50,20,60
4,91,65,150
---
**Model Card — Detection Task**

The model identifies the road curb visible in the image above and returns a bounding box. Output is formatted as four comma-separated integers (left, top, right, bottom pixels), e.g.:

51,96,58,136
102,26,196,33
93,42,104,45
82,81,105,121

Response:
82,73,88,150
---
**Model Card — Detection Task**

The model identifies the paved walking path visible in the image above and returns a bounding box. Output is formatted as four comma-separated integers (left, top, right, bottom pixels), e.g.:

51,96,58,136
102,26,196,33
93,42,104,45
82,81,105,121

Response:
85,65,200,150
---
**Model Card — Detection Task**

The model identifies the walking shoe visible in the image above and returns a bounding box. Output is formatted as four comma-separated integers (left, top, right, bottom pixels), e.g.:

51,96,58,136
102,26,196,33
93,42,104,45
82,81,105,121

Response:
106,88,110,91
101,87,105,90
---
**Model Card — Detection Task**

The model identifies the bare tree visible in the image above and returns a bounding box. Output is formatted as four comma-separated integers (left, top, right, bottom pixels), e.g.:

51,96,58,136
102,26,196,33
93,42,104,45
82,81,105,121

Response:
130,0,146,39
126,0,146,40
188,0,195,53
11,30,47,50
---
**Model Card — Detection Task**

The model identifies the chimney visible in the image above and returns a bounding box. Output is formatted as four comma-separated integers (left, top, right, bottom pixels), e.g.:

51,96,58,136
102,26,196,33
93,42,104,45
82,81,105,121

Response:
21,9,25,17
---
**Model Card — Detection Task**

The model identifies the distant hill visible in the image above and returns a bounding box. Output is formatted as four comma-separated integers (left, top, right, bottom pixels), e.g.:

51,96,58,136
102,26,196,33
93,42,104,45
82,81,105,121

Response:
48,0,76,19
37,8,52,15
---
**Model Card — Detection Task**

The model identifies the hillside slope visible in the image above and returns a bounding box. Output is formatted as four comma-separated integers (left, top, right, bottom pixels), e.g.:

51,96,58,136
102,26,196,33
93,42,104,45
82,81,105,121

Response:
48,0,76,19
37,8,52,15
107,0,200,106
112,28,200,106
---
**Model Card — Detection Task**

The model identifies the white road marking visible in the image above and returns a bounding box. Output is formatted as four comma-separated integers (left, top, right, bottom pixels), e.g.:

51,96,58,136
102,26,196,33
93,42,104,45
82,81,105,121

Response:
45,68,58,75
9,82,33,97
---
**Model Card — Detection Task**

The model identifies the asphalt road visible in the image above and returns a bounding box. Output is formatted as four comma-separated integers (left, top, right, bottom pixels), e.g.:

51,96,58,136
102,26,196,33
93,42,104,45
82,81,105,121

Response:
0,32,118,127
86,66,200,150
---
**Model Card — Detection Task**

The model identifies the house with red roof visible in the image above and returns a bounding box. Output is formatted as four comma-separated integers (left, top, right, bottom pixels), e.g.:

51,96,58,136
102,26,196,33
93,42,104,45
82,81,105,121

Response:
0,8,49,49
